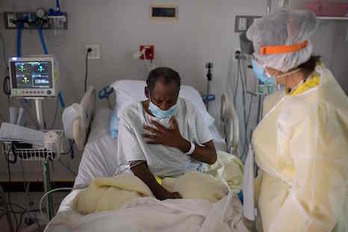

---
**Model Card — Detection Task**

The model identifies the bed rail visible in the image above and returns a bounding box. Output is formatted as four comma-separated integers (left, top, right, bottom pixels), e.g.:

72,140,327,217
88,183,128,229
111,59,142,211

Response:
63,86,96,151
221,93,239,156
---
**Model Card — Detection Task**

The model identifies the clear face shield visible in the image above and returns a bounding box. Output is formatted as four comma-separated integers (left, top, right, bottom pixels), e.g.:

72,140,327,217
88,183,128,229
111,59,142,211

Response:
251,57,278,95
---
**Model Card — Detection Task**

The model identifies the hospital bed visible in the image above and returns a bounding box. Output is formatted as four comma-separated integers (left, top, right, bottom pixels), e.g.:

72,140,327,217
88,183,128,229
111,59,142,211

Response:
45,81,246,232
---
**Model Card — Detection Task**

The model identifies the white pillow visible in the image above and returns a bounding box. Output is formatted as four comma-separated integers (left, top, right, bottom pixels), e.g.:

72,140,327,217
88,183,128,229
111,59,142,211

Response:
62,87,96,151
110,80,215,126
62,103,83,139
111,80,147,117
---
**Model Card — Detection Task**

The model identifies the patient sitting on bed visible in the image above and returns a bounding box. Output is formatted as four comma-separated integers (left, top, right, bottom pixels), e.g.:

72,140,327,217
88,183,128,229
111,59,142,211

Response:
116,67,217,200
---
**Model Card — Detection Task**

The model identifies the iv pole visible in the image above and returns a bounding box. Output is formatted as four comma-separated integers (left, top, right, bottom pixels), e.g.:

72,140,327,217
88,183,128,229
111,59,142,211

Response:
203,62,215,111
34,97,53,220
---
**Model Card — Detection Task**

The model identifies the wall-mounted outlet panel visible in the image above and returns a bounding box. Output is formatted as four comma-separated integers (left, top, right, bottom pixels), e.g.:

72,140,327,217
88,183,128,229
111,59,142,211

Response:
4,12,68,30
86,44,101,60
235,15,261,33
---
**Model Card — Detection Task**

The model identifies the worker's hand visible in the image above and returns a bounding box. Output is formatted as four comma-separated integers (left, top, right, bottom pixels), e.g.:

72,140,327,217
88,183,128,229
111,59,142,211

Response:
143,117,188,150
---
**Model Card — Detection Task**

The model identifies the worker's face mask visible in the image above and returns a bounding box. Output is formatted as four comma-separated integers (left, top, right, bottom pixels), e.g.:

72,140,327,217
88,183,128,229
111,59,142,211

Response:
149,97,177,119
252,59,276,85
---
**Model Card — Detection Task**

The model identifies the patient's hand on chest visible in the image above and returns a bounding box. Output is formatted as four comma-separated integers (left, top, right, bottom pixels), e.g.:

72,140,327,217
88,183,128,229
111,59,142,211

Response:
143,116,190,151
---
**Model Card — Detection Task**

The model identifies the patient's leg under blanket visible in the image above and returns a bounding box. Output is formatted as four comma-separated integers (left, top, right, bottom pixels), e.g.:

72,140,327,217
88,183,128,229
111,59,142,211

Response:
74,171,229,214
73,151,243,215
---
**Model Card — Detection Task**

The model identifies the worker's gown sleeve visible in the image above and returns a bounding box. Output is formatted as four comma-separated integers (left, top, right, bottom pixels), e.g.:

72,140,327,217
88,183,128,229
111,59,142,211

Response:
253,66,348,232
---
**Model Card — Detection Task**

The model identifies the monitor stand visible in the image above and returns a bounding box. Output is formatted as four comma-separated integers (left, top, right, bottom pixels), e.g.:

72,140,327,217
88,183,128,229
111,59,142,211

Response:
34,98,54,220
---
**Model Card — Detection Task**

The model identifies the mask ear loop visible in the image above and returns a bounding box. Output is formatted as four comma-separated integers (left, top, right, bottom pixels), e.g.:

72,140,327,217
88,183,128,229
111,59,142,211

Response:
275,68,302,83
146,89,155,118
148,90,152,104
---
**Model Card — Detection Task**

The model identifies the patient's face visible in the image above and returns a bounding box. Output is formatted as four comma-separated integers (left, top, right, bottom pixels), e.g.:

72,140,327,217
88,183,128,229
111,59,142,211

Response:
150,79,179,111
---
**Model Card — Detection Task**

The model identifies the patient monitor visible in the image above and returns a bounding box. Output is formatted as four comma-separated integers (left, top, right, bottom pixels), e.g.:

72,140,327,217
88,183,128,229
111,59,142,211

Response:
9,55,60,130
9,55,59,98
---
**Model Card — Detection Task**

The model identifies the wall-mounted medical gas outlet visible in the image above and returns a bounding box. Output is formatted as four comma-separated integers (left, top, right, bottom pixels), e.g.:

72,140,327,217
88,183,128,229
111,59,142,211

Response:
140,45,154,60
4,11,68,30
86,44,101,60
235,15,261,33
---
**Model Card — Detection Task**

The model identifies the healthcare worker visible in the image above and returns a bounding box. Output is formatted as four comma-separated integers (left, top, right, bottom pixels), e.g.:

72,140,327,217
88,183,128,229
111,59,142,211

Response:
247,9,348,232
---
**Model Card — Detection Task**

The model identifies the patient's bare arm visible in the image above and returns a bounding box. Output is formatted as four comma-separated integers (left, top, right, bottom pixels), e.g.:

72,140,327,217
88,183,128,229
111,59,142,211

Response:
143,117,217,164
187,140,217,164
130,161,182,200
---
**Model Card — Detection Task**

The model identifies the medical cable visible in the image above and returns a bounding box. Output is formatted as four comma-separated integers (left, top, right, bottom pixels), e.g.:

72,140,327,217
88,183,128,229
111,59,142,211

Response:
37,25,48,55
1,32,10,106
227,50,237,119
55,0,61,13
233,61,240,107
239,60,247,133
48,97,59,129
232,55,255,162
6,157,19,230
0,33,8,69
245,95,254,135
19,159,32,216
3,75,10,95
2,31,10,99
58,92,65,109
21,103,39,129
57,159,77,177
38,25,66,128
17,160,33,232
0,111,5,123
19,159,28,209
84,48,92,93
238,59,248,158
0,203,44,232
144,57,155,72
240,59,253,157
107,96,113,109
16,22,23,57
39,187,73,218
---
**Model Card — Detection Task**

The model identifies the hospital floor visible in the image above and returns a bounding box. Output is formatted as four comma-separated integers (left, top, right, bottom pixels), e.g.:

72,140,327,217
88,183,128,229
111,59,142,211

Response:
0,191,70,232
0,150,81,232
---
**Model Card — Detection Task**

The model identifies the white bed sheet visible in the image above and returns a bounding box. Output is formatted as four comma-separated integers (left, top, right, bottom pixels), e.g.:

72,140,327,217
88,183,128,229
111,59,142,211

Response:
47,190,247,232
50,108,247,232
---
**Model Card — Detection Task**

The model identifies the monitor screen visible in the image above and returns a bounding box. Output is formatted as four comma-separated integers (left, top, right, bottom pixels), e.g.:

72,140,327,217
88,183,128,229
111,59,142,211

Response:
11,61,52,89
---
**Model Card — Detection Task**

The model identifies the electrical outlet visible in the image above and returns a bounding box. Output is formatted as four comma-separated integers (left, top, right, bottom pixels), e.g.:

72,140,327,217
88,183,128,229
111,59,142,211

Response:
238,17,247,31
86,44,101,59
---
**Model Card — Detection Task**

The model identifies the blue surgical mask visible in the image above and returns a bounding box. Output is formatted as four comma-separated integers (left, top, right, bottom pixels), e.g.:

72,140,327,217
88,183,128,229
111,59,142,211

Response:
252,59,276,85
149,97,177,119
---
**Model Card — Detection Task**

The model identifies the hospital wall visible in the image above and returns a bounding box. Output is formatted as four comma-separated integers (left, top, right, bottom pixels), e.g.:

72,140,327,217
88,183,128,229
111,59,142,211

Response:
0,0,347,124
0,0,347,181
0,0,270,126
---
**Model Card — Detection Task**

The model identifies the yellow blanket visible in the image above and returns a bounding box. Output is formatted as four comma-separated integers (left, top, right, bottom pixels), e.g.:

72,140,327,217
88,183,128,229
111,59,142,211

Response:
73,173,154,214
73,151,243,214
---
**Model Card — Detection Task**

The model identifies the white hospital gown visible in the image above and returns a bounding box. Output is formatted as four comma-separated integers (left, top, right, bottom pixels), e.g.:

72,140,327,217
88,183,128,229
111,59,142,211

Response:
116,98,213,178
